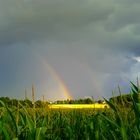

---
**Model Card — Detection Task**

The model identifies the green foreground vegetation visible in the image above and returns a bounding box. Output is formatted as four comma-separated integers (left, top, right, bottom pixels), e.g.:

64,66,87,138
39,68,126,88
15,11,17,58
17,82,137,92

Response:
0,82,140,140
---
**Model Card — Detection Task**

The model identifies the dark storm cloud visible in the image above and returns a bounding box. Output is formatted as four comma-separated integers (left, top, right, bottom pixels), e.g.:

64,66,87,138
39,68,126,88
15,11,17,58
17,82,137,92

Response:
0,0,114,45
0,0,140,48
0,0,140,99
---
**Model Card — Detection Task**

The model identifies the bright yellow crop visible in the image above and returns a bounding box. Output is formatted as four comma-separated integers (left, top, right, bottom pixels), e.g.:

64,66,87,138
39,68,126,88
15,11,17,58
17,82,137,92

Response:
48,104,109,109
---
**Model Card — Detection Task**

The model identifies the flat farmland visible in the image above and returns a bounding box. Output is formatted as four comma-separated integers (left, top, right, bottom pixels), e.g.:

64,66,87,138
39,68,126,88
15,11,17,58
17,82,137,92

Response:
48,103,109,109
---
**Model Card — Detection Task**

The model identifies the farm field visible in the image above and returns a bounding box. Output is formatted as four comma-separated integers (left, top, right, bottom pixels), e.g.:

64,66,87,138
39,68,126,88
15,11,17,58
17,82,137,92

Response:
0,83,140,140
48,103,109,109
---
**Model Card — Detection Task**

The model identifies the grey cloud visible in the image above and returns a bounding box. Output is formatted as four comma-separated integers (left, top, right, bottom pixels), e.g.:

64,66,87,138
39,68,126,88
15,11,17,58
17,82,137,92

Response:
105,4,140,32
0,0,114,45
131,24,140,36
115,0,140,5
1,0,140,99
0,0,140,48
36,44,137,98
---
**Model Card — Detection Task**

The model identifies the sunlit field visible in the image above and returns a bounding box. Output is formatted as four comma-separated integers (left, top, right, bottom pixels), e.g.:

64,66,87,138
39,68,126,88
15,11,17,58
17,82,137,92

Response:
0,82,140,140
49,103,109,109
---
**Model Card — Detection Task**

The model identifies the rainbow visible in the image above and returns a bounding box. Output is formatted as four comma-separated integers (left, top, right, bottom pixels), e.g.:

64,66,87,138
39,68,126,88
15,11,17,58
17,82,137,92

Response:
43,62,72,100
34,52,72,100
32,50,103,100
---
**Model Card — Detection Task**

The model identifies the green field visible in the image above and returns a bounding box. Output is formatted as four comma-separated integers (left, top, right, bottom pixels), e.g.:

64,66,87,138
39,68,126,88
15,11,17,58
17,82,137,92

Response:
0,82,140,140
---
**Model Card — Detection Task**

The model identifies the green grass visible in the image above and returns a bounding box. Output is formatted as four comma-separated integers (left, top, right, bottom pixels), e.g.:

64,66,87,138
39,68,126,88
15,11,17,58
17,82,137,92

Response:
0,82,140,140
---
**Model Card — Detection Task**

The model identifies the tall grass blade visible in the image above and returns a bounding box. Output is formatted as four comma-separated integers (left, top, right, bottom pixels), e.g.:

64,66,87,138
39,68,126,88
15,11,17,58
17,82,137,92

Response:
104,98,117,112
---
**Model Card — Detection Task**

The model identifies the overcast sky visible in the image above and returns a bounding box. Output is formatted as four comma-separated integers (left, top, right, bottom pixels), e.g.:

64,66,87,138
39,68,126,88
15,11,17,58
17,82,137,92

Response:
0,0,140,100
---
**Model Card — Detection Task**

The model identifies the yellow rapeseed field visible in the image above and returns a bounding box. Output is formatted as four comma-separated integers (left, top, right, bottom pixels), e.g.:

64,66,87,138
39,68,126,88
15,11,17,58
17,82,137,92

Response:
48,104,109,109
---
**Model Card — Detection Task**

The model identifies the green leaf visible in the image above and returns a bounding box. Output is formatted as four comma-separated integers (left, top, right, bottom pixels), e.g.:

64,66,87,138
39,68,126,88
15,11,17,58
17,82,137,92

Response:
12,138,18,140
104,98,117,112
5,106,18,137
0,100,5,107
100,113,119,129
131,82,139,92
2,127,10,140
35,127,47,140
26,115,34,133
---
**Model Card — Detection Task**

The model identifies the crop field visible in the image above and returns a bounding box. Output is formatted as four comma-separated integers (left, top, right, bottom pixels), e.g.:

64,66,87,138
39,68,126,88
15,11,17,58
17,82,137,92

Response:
48,103,109,109
0,82,140,140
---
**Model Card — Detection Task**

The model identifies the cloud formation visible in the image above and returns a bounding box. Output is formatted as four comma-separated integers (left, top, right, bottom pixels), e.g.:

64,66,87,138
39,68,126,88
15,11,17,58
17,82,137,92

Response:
0,0,140,99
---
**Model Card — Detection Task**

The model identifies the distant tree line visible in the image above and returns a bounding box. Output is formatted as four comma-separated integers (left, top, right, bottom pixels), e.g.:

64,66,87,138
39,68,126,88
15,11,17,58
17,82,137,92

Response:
0,97,49,108
56,98,94,104
0,97,106,108
55,98,105,104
